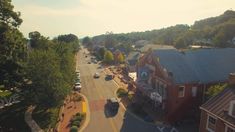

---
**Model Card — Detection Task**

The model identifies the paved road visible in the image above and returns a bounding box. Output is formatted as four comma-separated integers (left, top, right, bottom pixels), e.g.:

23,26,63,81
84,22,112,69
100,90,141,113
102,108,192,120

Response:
76,47,172,132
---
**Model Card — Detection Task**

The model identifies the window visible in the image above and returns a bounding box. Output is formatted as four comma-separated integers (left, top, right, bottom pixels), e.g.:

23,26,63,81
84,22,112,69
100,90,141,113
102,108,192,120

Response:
229,100,235,117
206,115,216,132
226,125,235,132
192,87,197,97
178,86,185,98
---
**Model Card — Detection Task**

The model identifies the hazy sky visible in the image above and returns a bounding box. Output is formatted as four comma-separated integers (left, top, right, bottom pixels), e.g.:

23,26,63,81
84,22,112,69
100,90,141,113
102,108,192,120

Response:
12,0,234,38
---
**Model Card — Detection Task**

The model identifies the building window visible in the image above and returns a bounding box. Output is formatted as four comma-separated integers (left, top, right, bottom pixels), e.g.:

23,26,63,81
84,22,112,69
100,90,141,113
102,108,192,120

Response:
229,100,235,117
192,86,197,97
178,86,185,98
206,115,216,132
226,125,235,132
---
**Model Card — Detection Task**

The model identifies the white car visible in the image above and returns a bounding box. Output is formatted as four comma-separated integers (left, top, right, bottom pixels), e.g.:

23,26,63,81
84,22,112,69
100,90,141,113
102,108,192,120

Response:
74,85,81,91
94,72,100,78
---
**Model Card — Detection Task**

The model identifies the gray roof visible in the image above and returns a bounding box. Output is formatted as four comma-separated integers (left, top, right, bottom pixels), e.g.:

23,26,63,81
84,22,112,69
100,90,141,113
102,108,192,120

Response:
153,48,235,84
127,52,141,66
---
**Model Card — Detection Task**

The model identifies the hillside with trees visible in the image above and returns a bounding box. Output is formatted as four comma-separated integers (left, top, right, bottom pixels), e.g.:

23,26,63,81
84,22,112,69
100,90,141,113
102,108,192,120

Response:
88,10,235,49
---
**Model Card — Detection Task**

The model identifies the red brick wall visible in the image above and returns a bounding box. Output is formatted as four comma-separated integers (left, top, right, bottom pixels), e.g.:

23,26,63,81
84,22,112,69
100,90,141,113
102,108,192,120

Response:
199,110,226,132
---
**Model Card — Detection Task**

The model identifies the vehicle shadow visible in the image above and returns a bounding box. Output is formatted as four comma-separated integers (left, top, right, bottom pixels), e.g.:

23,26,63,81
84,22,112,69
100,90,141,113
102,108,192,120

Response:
104,103,118,118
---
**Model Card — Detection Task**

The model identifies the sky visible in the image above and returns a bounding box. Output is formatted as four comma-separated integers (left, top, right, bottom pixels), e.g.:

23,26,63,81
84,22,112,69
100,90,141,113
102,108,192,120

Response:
12,0,235,38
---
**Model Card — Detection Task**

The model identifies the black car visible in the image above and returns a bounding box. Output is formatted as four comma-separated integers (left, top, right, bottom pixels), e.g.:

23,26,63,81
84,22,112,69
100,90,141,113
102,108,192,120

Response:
105,74,114,80
107,98,119,112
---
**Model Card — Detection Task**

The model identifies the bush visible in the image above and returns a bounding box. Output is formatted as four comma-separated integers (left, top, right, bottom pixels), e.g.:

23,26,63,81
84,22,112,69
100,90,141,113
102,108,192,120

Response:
127,94,134,100
116,88,128,98
70,126,78,132
70,112,85,127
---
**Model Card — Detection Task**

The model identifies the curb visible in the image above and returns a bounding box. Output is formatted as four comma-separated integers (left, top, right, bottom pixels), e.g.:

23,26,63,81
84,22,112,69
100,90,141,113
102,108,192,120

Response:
79,93,90,132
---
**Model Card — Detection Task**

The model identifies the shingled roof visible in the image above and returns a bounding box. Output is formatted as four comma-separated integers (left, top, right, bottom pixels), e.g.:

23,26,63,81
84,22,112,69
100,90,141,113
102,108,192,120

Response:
200,87,235,127
152,48,235,84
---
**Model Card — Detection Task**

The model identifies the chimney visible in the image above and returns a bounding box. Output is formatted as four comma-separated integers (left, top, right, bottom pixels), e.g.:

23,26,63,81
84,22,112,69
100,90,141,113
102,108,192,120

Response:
229,73,235,85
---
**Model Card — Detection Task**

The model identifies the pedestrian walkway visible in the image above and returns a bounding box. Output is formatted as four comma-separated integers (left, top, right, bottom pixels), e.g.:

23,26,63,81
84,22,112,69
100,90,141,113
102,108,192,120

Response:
56,92,83,132
25,105,44,132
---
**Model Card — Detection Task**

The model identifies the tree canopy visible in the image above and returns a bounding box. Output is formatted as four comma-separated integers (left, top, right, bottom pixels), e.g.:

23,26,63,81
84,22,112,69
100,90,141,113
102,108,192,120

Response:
104,50,114,63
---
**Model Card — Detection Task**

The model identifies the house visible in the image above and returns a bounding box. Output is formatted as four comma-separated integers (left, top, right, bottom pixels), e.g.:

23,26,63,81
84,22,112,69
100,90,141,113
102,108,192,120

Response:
199,73,235,132
126,51,141,72
136,48,235,123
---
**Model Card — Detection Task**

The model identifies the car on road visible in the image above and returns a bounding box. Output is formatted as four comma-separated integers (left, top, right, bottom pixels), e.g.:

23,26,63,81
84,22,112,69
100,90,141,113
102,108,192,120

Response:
94,72,100,78
105,74,114,80
106,98,119,112
74,83,81,91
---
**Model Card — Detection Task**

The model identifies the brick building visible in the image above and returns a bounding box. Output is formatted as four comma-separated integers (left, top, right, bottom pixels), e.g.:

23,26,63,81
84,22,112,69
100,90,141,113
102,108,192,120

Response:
136,48,235,123
199,73,235,132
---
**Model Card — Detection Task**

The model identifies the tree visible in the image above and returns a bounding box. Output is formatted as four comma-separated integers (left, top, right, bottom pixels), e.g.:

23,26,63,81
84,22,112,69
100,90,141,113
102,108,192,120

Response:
206,83,227,99
104,32,117,48
98,47,106,59
26,50,69,106
104,50,114,63
117,52,125,64
55,34,80,53
82,36,93,50
0,0,26,90
0,0,23,27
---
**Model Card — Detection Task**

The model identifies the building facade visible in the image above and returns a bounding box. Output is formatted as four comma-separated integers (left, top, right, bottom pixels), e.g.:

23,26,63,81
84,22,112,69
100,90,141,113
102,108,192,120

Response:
136,48,235,123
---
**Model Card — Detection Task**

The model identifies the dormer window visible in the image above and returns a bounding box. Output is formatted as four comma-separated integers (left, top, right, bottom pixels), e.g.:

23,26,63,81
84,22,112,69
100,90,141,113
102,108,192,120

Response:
229,100,235,118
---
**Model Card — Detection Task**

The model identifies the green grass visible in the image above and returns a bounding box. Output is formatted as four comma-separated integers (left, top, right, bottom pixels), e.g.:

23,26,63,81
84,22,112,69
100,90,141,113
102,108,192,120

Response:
32,105,61,130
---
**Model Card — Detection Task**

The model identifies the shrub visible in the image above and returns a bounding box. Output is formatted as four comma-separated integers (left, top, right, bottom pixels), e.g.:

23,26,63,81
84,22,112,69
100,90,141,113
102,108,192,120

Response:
70,126,78,132
127,94,134,100
116,88,127,98
70,112,85,128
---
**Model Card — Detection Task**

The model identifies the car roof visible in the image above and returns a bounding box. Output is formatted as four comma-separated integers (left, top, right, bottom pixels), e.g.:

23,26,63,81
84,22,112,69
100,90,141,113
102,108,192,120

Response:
109,98,118,103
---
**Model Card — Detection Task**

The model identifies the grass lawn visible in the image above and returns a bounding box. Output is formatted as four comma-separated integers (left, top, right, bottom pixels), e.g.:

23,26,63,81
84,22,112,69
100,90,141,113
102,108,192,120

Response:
32,105,61,130
0,102,30,132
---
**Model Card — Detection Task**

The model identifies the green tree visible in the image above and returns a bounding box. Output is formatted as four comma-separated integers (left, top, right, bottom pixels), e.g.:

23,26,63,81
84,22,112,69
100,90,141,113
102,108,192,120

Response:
0,0,23,27
117,53,125,63
206,83,227,99
98,47,106,59
55,34,80,53
104,50,114,63
0,0,26,90
26,50,69,106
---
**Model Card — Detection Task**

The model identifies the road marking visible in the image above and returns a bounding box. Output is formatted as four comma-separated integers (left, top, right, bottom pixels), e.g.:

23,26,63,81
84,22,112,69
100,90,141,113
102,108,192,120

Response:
108,118,118,132
82,101,86,113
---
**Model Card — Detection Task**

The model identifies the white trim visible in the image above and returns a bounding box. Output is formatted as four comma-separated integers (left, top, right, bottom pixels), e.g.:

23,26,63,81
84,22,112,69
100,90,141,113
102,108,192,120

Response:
178,86,185,98
206,114,217,132
228,100,235,118
225,124,235,132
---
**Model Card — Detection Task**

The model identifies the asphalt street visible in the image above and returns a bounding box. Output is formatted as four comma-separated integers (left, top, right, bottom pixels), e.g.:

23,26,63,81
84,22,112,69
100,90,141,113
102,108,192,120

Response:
77,47,173,132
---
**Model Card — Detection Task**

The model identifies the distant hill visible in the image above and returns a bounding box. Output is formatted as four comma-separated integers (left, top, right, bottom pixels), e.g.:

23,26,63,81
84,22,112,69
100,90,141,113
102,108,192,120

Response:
90,10,235,49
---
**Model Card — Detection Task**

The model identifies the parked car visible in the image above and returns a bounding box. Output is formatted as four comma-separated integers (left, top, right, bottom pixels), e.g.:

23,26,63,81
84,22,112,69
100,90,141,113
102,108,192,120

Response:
74,85,81,91
94,72,100,78
107,98,119,112
105,74,114,80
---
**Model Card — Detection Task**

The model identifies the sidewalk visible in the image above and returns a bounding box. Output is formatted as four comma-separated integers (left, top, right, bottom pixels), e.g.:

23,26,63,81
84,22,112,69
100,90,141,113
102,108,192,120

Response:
25,105,44,132
56,92,84,132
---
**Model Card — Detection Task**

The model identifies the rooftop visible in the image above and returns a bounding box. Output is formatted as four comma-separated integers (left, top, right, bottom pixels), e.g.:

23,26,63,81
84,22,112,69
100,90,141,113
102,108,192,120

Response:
152,48,235,84
201,87,235,126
